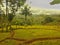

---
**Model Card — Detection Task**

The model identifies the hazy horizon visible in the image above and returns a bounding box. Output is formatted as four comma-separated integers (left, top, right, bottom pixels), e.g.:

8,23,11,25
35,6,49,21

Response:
26,0,60,10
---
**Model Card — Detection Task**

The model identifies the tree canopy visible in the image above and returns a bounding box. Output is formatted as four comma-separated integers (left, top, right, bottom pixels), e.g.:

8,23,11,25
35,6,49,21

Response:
21,5,32,25
0,0,26,31
50,0,60,5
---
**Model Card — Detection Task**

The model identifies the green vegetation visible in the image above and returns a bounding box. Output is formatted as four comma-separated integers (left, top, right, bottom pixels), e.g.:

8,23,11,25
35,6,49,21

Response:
20,5,32,25
50,0,60,5
0,0,26,32
12,15,60,25
0,0,60,45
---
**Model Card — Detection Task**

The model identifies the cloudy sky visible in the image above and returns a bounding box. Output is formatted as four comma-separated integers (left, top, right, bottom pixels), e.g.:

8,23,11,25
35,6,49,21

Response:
26,0,60,10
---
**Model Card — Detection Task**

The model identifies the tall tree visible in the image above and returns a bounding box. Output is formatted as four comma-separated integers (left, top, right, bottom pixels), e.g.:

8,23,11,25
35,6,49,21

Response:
21,5,32,25
0,2,5,32
8,0,26,30
0,8,4,32
0,0,26,31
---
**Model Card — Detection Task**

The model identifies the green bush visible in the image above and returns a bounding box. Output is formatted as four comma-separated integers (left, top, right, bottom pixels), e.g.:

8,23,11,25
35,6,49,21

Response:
41,17,54,25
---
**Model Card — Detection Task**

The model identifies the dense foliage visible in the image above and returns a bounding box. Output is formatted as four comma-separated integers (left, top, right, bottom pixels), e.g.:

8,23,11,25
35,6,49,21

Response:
50,0,60,5
0,0,26,31
12,15,60,25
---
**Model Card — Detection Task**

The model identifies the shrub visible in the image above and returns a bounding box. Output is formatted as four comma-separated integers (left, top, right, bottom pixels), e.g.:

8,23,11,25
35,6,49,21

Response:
41,17,54,25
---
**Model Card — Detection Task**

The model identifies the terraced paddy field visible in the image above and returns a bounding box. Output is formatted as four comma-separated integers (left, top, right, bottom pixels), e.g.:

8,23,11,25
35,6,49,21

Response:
0,25,60,45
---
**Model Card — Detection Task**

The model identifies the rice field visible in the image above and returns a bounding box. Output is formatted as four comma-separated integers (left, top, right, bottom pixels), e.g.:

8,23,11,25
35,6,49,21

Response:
0,25,60,45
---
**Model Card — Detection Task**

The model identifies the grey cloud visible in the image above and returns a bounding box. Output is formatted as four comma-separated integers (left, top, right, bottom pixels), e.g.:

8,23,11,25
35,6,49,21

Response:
26,0,60,9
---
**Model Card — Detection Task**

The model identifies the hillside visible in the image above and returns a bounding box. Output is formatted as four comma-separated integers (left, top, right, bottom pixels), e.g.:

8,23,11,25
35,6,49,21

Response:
31,7,60,15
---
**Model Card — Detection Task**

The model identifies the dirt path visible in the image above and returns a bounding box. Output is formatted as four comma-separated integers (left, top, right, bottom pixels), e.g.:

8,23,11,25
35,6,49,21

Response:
23,37,60,44
0,36,60,44
0,30,26,43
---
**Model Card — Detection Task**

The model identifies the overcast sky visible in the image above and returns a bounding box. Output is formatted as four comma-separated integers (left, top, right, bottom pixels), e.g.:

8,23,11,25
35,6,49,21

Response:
26,0,60,10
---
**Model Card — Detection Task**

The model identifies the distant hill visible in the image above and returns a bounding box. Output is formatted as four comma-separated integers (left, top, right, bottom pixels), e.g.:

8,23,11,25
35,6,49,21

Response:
31,7,60,15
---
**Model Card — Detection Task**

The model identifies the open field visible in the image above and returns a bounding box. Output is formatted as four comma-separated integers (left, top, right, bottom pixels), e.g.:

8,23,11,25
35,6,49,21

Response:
0,25,60,45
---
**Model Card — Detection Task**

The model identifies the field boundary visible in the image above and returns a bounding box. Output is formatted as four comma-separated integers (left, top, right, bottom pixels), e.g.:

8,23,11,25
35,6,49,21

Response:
0,25,60,45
